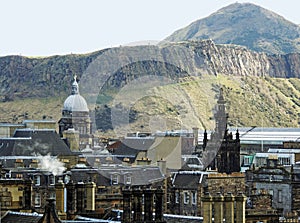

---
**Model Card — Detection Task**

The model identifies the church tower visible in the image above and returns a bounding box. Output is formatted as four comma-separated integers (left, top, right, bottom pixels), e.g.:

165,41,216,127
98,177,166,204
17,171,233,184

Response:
204,88,240,173
58,76,92,150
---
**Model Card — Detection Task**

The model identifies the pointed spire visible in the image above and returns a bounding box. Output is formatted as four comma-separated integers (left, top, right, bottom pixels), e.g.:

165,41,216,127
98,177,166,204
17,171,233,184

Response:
218,88,225,104
236,129,240,140
71,75,79,95
203,129,208,150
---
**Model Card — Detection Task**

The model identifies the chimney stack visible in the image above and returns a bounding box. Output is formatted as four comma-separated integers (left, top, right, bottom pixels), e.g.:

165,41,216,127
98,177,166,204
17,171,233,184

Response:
85,181,96,211
213,192,224,223
201,192,213,223
55,180,65,213
235,193,247,223
224,192,235,223
192,127,199,146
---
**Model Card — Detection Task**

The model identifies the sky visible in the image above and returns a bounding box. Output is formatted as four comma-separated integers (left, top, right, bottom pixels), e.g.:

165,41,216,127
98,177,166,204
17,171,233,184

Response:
1,0,300,57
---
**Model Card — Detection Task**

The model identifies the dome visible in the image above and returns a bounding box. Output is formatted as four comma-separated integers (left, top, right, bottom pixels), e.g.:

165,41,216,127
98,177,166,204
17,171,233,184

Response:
63,75,89,112
63,94,89,112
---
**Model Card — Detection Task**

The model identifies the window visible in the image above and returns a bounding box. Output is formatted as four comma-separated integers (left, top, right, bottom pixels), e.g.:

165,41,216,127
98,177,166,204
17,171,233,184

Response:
279,157,290,166
49,191,55,199
244,157,251,166
49,175,55,185
34,193,41,207
124,175,131,185
175,192,179,203
256,157,267,167
64,175,70,184
34,175,41,186
184,191,190,204
192,191,197,205
269,189,274,196
16,174,23,179
166,194,170,204
111,174,118,185
278,190,282,203
5,171,11,178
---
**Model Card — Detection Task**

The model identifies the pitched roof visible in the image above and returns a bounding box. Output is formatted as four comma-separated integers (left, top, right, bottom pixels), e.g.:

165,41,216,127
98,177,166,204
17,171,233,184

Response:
1,211,42,223
109,138,155,156
0,129,73,156
69,165,164,186
172,171,207,189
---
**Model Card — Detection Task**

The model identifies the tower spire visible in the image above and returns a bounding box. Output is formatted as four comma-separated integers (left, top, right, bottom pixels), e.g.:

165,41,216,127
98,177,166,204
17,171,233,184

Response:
214,88,227,138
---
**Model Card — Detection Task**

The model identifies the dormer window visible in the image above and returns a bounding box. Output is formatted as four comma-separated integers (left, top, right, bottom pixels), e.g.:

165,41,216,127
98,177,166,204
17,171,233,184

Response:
124,175,132,185
111,174,119,185
5,171,11,178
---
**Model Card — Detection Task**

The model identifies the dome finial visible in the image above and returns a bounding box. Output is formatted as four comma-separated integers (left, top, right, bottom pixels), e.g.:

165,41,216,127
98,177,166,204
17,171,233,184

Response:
71,74,79,95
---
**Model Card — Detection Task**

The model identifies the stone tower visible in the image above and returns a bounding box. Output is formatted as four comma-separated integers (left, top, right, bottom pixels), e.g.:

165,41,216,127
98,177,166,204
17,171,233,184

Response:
204,88,241,173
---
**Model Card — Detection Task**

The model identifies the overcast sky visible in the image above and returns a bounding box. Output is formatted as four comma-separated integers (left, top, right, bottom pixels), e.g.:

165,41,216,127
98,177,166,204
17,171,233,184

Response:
1,0,300,57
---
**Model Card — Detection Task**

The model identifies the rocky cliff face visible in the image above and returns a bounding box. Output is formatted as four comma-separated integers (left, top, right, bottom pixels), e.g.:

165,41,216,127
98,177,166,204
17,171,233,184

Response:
182,40,300,78
0,40,300,101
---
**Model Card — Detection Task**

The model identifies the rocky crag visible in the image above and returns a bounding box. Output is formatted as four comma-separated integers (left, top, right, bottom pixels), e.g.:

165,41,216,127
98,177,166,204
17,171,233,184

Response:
0,40,299,132
164,3,300,55
1,40,300,102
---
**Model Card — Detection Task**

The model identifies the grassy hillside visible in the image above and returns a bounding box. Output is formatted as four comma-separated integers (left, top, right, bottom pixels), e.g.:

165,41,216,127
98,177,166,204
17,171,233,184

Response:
94,74,300,136
0,74,298,135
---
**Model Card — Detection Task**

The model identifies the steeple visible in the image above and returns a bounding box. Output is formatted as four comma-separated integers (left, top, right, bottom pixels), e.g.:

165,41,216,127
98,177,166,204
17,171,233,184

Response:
203,129,208,150
214,88,227,138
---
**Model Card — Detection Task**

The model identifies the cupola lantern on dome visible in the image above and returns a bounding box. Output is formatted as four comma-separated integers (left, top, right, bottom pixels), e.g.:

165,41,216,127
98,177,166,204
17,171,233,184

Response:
71,74,79,95
63,75,89,113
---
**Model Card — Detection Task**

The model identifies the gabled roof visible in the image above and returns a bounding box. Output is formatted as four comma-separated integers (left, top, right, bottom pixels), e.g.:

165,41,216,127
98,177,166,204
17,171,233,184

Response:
0,129,73,156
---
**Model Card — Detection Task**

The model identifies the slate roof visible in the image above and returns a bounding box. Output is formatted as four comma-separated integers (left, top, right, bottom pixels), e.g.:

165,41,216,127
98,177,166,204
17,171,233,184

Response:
1,211,42,223
1,199,62,223
84,155,123,167
108,137,155,156
69,165,164,186
69,168,111,186
172,171,207,189
0,129,73,156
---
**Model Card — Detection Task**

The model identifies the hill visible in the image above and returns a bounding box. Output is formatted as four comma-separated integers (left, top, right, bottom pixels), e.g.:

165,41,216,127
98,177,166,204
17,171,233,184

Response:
0,40,299,135
164,3,300,55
